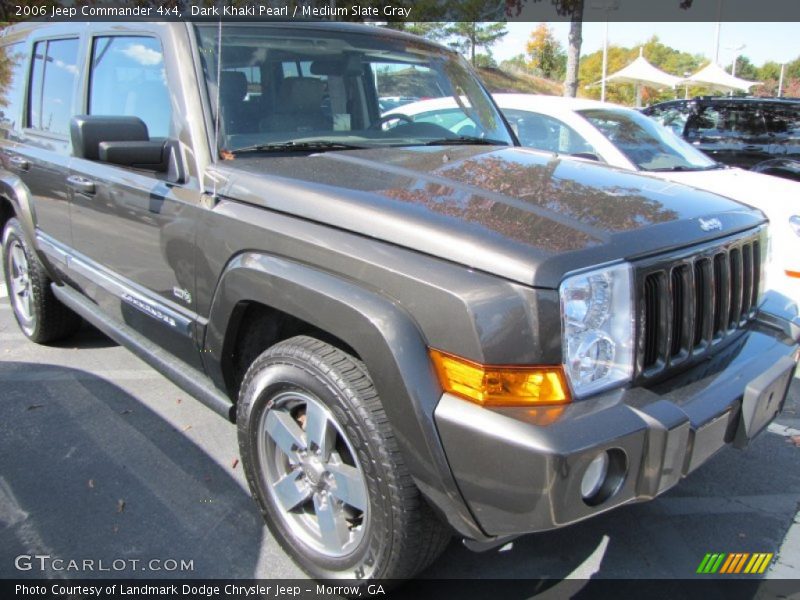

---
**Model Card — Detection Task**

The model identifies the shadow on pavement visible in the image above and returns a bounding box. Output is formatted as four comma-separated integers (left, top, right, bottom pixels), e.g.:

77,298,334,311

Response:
0,361,265,579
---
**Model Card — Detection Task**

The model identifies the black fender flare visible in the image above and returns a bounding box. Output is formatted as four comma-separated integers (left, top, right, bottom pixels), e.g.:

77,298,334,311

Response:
0,168,62,282
203,251,487,540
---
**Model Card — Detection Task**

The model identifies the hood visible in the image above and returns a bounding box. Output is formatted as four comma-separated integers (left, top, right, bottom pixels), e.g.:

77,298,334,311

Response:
210,146,766,288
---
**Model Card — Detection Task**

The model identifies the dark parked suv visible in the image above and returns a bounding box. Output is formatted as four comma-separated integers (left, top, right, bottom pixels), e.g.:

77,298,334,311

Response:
643,96,800,181
1,21,799,583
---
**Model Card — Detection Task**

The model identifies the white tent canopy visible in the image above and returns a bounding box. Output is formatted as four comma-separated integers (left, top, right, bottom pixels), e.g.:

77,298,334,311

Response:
603,53,682,89
676,62,760,93
592,50,682,107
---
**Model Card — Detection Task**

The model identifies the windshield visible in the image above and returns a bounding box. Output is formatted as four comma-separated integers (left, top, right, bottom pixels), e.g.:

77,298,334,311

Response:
578,108,718,171
194,24,514,154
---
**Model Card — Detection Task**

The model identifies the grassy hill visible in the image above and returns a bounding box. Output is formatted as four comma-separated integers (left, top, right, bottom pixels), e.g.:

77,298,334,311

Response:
477,67,562,96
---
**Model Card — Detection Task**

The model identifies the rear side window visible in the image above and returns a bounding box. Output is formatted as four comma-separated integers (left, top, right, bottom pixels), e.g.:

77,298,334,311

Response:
504,108,596,155
0,43,28,131
764,106,800,137
89,36,171,138
28,38,79,135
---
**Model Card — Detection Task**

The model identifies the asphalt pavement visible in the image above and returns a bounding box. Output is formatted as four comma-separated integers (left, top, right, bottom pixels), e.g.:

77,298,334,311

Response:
0,280,798,587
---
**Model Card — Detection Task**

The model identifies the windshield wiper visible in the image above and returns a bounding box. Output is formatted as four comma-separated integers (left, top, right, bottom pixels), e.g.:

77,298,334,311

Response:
423,136,507,147
648,163,724,172
229,141,367,155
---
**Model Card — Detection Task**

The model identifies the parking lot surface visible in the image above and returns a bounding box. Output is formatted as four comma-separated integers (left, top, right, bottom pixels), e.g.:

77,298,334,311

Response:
0,281,798,585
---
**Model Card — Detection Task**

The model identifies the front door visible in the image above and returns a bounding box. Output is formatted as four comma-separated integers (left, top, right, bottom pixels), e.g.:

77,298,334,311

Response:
66,33,202,368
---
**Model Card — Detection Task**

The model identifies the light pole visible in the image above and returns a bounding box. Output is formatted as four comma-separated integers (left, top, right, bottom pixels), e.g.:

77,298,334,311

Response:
779,63,786,98
726,43,745,76
712,0,723,64
592,0,619,103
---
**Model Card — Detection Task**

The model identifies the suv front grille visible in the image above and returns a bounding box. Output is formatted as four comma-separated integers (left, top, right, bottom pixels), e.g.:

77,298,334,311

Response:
637,230,763,379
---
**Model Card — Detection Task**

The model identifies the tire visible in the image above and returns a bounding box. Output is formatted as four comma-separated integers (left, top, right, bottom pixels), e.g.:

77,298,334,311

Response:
237,335,451,581
2,218,81,343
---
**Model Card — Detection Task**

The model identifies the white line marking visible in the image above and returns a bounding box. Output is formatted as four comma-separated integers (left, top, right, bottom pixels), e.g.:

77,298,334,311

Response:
768,423,800,437
767,510,800,578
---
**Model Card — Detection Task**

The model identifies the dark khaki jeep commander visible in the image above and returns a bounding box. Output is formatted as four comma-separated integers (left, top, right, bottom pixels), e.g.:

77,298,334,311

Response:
1,21,798,582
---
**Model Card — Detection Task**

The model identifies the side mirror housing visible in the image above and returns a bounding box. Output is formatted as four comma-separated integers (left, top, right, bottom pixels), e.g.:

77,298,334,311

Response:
70,115,185,183
70,115,149,160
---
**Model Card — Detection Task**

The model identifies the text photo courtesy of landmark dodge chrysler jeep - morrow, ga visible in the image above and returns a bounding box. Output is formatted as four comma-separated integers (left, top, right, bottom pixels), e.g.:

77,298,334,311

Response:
1,21,799,583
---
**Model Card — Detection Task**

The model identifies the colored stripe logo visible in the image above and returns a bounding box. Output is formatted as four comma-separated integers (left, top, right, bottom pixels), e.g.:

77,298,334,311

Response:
696,553,773,574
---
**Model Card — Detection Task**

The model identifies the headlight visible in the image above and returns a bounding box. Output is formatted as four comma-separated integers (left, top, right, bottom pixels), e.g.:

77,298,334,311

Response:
560,263,634,397
789,215,800,237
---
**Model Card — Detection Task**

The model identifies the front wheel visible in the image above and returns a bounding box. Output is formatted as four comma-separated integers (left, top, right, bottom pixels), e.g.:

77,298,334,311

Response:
237,336,451,581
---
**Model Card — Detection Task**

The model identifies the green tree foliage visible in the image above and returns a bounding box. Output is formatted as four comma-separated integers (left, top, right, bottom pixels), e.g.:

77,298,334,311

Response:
526,23,566,79
444,21,508,66
382,22,449,41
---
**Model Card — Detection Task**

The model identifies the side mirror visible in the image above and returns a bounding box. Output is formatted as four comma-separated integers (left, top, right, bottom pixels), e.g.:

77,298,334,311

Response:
70,115,185,183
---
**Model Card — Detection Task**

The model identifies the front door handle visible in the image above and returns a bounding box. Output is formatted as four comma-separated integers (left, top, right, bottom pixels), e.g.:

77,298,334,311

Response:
8,156,30,171
66,175,96,195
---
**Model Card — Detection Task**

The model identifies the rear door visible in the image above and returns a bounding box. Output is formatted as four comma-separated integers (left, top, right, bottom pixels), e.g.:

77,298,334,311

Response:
6,35,82,247
764,104,800,162
686,103,770,168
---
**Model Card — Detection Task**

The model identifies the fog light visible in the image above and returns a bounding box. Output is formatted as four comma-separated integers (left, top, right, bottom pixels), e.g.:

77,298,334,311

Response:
581,452,609,500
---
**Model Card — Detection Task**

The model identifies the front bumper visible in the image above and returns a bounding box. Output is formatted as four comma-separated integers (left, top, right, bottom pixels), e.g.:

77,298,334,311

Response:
435,313,799,538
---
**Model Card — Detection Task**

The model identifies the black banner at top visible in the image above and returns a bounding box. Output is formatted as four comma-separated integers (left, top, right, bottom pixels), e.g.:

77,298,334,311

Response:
2,0,800,24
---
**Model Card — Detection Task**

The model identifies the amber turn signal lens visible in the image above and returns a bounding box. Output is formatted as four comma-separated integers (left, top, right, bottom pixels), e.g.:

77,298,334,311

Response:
429,349,570,407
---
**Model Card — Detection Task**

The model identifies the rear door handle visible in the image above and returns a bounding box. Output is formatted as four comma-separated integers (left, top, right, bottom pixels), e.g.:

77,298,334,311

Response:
8,156,30,171
66,175,96,195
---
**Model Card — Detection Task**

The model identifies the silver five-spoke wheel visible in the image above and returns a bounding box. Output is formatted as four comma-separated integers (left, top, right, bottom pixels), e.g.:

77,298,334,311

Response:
258,390,368,557
7,239,33,326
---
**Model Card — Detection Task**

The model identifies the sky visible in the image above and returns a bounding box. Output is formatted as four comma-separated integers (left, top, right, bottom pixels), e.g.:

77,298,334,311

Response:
494,22,799,69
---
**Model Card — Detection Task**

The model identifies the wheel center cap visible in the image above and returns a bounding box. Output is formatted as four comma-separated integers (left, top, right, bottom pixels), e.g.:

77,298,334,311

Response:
302,457,325,486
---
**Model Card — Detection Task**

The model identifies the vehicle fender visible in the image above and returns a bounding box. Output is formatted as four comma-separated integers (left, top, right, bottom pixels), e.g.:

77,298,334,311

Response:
0,168,61,281
204,251,487,540
751,158,800,181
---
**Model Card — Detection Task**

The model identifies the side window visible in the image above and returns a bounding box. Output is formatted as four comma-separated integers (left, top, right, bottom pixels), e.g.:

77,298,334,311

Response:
647,106,688,136
0,43,28,131
765,106,800,138
89,36,171,138
720,107,766,137
504,109,596,155
28,38,79,136
686,106,722,140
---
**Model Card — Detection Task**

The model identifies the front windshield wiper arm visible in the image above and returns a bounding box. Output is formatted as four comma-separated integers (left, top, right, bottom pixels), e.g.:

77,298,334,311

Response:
229,141,367,155
648,163,725,172
423,136,507,147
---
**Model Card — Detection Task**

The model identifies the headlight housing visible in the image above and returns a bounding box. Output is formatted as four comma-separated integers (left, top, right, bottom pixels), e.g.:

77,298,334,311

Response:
560,263,634,397
789,215,800,238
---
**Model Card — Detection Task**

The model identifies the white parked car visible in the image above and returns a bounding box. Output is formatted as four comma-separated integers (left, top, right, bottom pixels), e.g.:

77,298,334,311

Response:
386,94,800,305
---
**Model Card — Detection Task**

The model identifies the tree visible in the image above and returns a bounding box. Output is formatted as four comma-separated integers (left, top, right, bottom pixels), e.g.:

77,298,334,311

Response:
526,23,566,79
500,54,532,74
444,21,508,66
728,55,757,80
382,22,449,42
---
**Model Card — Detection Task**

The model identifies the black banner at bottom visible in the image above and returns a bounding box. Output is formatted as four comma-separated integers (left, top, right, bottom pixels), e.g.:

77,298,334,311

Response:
4,579,800,600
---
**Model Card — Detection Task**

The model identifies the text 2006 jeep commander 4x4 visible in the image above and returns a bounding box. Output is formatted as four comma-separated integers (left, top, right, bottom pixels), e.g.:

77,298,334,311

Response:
1,21,799,581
